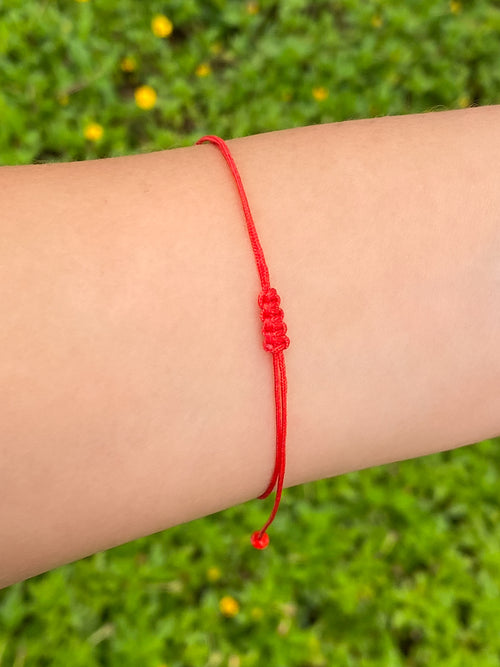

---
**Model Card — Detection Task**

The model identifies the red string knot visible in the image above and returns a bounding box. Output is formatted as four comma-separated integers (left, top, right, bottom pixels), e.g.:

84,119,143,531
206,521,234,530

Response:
258,287,290,354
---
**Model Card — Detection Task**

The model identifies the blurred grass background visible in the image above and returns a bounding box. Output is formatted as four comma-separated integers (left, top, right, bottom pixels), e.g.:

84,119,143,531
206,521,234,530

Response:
1,0,500,665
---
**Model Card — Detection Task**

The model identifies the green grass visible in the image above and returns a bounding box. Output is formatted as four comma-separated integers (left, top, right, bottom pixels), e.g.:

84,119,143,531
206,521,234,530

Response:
1,0,500,665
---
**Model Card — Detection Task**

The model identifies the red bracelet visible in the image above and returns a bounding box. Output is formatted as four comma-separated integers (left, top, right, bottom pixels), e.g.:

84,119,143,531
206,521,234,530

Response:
194,135,290,550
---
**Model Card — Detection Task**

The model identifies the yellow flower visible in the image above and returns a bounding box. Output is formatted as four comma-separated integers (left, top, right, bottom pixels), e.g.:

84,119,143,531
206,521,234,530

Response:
151,14,173,38
219,595,239,617
228,656,241,667
458,95,470,108
135,85,157,110
206,566,221,582
75,0,89,3
312,86,328,101
58,93,69,106
209,41,222,55
450,0,461,13
371,15,383,28
246,1,259,13
84,122,104,141
121,56,137,72
195,62,211,77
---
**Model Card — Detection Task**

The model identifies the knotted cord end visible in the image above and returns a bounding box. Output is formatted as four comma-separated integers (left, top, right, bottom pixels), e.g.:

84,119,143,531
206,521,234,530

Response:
251,530,270,550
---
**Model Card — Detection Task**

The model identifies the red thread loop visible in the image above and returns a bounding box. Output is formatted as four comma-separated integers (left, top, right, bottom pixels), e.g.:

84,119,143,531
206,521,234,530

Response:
258,287,290,354
194,134,290,551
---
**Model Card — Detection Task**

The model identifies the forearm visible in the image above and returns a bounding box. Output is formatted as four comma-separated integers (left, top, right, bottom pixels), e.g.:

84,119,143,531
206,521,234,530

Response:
1,105,499,588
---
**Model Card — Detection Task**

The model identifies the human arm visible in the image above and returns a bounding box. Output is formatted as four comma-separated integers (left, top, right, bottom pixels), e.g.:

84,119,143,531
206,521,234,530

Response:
1,104,499,588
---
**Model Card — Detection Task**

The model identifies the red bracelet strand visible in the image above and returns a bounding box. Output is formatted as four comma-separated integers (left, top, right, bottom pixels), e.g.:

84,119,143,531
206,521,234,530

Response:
194,135,290,550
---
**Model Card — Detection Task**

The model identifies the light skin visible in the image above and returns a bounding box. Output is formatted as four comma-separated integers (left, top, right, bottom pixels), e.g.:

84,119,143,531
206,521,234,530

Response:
1,104,499,589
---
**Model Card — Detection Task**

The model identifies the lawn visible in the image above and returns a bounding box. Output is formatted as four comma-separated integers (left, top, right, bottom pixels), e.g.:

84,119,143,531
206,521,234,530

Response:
1,1,500,665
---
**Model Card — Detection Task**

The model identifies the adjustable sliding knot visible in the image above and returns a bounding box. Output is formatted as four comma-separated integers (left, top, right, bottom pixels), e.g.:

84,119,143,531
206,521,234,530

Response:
258,287,290,354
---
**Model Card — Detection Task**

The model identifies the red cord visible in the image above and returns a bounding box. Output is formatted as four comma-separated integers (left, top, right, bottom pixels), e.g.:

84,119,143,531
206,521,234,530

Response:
194,135,290,550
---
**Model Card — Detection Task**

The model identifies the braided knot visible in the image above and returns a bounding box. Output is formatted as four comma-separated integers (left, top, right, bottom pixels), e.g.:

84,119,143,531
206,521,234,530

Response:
258,287,290,354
